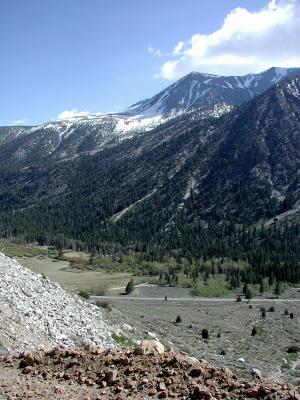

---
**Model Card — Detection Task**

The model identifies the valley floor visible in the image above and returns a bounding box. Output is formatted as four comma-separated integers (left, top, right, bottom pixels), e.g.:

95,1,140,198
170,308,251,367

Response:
3,248,300,387
100,286,300,386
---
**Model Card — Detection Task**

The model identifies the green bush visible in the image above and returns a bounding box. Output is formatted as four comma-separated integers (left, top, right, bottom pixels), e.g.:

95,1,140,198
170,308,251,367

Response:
202,328,209,340
95,301,112,311
78,290,90,299
251,327,257,336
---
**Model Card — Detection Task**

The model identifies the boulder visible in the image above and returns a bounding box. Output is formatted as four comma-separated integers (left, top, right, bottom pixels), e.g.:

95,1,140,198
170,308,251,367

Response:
252,368,262,379
134,340,165,356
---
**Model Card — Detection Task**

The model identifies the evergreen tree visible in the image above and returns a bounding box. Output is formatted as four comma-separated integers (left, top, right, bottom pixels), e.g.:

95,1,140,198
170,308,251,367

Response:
125,279,134,294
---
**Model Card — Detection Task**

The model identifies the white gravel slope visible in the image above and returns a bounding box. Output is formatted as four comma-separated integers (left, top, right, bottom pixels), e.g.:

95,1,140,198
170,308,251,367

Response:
0,252,115,353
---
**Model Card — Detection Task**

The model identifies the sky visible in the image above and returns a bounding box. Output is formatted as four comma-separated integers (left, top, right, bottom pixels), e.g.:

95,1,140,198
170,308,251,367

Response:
1,0,299,126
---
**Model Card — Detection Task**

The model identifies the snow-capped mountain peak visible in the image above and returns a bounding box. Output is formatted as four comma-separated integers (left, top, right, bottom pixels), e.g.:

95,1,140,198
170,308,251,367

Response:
122,67,300,119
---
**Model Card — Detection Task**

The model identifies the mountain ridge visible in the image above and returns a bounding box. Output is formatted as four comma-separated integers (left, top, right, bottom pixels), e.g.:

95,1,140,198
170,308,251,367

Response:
0,74,299,234
0,67,299,168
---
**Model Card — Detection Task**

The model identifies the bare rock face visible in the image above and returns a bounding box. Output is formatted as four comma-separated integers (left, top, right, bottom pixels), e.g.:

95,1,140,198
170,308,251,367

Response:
134,340,165,356
0,253,115,353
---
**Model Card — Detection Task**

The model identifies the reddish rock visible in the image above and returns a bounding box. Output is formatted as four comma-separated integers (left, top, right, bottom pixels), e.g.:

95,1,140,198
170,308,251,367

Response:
148,388,157,396
115,385,123,393
289,390,300,400
54,386,65,394
158,391,168,398
85,378,95,386
192,384,212,399
106,369,118,385
125,380,136,389
24,353,35,367
22,366,34,374
188,364,203,377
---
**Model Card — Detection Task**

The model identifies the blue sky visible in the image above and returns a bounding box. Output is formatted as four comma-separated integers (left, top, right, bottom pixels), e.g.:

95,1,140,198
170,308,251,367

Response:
1,0,299,125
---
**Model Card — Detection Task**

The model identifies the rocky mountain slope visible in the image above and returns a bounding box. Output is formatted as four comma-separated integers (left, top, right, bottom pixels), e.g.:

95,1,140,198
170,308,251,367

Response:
124,67,300,117
0,253,115,353
0,67,298,168
0,75,299,245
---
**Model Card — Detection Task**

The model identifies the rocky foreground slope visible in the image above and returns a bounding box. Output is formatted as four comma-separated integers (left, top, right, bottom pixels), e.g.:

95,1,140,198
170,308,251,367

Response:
0,253,115,353
1,344,300,399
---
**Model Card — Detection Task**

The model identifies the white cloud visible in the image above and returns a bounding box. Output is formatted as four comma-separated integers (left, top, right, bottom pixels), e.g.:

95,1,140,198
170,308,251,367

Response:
156,0,300,79
57,108,90,120
11,118,29,125
172,41,185,56
148,45,163,57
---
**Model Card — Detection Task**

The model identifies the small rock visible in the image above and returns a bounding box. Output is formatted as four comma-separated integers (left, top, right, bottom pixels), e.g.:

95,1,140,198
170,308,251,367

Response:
188,364,203,377
22,366,34,374
125,380,136,389
237,357,245,363
289,390,300,400
158,391,168,398
115,385,123,393
106,369,118,385
54,386,65,394
252,368,262,379
148,388,157,396
85,378,95,386
158,382,167,391
192,385,212,399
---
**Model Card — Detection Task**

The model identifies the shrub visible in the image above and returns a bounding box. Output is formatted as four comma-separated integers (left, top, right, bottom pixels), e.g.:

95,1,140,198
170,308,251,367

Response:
202,328,209,340
287,345,300,353
220,349,226,356
290,313,294,319
261,308,266,318
112,333,135,346
176,315,182,323
95,301,112,311
217,332,221,338
249,305,253,309
125,279,134,294
284,309,289,316
268,306,275,312
245,286,252,300
78,290,90,299
251,327,257,336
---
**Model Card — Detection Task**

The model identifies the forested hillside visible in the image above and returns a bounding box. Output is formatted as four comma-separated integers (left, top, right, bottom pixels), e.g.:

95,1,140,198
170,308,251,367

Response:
0,75,299,285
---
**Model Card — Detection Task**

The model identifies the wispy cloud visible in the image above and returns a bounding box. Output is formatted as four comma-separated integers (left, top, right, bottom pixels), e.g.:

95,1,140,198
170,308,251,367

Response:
11,118,29,125
57,108,90,120
152,0,300,79
148,45,163,57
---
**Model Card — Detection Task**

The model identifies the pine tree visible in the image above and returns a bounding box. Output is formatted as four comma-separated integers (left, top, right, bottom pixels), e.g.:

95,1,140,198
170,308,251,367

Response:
125,279,134,294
